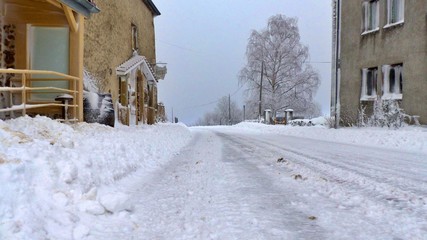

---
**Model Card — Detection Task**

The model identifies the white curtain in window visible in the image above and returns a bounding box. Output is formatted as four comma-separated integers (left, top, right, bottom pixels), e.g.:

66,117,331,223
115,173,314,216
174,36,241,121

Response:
362,68,368,97
362,1,379,32
388,0,405,24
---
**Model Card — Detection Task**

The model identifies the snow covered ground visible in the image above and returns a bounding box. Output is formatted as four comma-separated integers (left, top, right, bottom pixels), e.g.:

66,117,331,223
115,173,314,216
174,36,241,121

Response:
0,116,191,239
1,117,426,239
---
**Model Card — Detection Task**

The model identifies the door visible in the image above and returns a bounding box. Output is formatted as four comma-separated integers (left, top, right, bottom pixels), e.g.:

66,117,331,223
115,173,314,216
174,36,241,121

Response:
30,26,69,100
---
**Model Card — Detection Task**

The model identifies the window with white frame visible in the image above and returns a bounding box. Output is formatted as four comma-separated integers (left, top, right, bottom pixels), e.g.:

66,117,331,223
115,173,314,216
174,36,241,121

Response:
361,67,378,101
362,0,379,33
387,0,405,25
382,64,403,99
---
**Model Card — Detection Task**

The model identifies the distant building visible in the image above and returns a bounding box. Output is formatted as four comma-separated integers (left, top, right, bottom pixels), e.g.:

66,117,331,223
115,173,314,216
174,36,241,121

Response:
84,0,164,125
332,0,427,125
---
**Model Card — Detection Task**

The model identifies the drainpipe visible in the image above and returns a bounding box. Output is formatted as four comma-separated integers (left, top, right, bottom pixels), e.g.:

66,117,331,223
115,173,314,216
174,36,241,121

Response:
334,0,341,129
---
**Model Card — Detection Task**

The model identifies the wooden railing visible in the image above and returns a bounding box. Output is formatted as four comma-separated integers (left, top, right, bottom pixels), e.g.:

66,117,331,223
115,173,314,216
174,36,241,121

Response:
0,69,81,122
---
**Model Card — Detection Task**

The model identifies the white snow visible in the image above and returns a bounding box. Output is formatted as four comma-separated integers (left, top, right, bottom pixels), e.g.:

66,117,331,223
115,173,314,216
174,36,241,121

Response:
0,116,191,239
1,117,426,239
99,192,133,213
233,121,427,153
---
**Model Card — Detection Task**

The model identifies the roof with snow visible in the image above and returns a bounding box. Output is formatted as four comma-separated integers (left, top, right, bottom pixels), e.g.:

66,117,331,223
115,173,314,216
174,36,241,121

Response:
116,54,157,82
59,0,100,17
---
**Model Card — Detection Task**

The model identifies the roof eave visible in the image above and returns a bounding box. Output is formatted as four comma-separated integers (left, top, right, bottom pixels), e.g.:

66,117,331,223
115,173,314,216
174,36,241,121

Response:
143,0,161,16
59,0,100,17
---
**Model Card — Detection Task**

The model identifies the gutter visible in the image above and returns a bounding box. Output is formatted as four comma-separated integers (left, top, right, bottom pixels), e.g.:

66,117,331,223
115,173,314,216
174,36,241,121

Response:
143,0,161,16
59,0,100,17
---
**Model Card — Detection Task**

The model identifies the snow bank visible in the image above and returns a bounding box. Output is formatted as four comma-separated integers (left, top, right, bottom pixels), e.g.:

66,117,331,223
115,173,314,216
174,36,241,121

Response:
233,122,427,153
0,116,191,239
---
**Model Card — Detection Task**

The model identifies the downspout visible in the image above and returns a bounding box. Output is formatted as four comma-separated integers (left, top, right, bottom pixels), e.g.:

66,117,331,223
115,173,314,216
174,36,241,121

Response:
334,0,341,129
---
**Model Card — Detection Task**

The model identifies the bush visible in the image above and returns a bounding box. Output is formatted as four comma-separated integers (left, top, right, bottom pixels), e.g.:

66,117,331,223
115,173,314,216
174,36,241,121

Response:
358,99,409,129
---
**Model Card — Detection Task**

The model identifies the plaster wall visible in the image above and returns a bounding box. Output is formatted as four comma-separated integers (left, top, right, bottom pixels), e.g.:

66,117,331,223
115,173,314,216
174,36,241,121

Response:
339,0,427,124
84,0,156,102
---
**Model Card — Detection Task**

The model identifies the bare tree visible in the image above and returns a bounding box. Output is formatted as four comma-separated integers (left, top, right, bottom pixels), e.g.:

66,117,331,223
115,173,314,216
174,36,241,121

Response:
239,15,320,119
196,96,243,126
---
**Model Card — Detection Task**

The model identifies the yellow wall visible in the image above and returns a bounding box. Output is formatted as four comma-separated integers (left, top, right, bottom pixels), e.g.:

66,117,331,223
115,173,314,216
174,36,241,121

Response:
84,0,157,103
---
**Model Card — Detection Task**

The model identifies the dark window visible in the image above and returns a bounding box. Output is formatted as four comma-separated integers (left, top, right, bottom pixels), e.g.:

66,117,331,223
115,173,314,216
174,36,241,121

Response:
366,68,377,96
131,24,138,50
381,63,403,99
389,68,395,93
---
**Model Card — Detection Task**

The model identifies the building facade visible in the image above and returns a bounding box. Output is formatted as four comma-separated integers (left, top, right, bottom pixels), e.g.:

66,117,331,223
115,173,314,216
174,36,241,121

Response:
332,0,427,125
83,0,162,126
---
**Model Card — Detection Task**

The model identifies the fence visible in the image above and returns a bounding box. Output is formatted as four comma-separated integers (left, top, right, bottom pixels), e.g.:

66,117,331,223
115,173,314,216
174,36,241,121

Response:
0,69,81,122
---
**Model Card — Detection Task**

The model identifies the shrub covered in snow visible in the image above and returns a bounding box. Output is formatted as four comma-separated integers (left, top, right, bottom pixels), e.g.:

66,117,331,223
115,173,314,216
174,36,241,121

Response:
289,116,327,127
359,99,409,129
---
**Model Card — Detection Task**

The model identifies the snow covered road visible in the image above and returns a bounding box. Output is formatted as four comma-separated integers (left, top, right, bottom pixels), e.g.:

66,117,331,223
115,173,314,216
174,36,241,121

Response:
2,117,426,239
92,126,427,239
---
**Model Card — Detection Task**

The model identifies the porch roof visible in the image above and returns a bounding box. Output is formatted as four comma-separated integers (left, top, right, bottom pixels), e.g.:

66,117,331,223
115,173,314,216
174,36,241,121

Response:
59,0,100,17
116,54,157,82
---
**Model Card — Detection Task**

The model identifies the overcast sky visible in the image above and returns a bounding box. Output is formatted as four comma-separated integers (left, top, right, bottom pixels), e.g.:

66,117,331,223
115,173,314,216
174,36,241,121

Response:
154,0,332,125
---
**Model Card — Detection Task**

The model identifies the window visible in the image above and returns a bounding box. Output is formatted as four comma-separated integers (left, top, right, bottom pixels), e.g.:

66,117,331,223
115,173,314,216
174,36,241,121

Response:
362,0,379,33
361,67,378,101
131,24,138,50
382,64,403,99
387,0,404,25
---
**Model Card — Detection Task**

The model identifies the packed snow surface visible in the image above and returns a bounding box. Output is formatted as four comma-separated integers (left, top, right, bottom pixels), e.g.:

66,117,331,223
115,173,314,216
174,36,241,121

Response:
1,117,426,239
0,116,191,239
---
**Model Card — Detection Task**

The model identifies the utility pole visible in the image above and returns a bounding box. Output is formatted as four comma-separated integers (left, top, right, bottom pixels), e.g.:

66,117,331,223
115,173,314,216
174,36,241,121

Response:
243,105,246,121
258,61,264,122
228,94,231,125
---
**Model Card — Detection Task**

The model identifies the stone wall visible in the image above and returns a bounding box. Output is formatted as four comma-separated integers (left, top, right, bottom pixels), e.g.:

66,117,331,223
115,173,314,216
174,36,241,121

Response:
84,0,157,103
0,21,16,117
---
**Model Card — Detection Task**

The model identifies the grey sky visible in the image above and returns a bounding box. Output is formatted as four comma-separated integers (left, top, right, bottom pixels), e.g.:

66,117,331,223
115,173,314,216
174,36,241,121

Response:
154,0,332,125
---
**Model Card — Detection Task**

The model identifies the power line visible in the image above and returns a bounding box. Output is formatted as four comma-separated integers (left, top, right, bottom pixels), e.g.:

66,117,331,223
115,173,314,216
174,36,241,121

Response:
157,39,199,53
306,61,332,64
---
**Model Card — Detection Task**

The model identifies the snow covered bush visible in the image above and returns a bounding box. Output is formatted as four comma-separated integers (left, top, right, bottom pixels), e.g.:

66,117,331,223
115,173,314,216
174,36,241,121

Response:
359,99,409,129
324,116,335,128
289,117,327,127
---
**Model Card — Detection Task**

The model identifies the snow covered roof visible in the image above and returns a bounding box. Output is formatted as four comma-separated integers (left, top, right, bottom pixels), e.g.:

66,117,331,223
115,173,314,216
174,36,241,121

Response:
116,54,157,82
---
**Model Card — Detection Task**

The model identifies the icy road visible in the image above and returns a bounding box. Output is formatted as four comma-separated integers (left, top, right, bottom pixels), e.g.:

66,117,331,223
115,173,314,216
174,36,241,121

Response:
91,126,427,240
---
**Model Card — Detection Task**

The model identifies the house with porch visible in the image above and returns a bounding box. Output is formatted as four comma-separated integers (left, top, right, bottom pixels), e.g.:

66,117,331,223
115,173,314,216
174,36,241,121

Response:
332,0,427,125
83,0,166,126
0,0,99,121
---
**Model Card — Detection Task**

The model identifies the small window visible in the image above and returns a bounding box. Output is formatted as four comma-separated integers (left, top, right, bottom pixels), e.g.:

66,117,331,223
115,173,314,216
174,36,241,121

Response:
362,0,379,33
382,64,403,99
361,67,378,101
131,24,138,50
387,0,404,25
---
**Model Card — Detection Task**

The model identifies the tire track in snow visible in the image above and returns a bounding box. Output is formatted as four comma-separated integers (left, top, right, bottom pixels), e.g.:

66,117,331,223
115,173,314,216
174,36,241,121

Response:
109,130,330,239
216,131,427,239
225,132,427,198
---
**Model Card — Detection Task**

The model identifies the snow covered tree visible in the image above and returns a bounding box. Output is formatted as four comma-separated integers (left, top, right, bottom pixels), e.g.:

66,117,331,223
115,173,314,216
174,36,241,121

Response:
239,15,320,119
196,96,243,126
